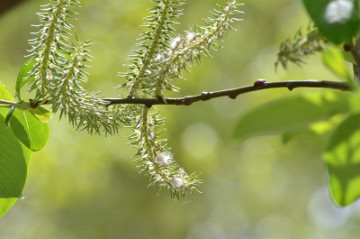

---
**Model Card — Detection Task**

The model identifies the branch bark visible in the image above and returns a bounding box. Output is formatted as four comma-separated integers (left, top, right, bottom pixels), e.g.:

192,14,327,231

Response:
344,42,360,68
5,80,351,109
103,80,351,108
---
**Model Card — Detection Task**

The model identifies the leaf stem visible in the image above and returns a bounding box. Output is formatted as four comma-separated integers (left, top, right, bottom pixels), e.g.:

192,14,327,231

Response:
142,106,154,158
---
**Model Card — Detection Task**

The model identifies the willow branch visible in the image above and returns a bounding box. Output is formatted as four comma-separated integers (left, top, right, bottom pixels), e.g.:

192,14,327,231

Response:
103,80,351,108
4,80,351,109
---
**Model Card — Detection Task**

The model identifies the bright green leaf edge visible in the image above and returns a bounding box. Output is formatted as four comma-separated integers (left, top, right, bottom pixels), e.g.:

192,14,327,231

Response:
322,47,353,85
234,92,350,141
0,198,18,217
324,113,360,206
0,82,14,102
29,106,51,123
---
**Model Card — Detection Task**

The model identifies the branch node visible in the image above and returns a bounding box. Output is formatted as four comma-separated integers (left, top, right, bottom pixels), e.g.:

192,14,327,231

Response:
183,97,193,106
287,83,295,91
145,103,153,109
201,92,214,101
344,43,352,52
253,79,266,89
29,99,38,109
228,94,237,99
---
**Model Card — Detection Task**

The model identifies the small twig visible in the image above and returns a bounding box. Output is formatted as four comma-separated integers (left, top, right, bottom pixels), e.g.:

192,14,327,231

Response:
103,80,351,107
344,42,360,67
0,99,17,106
1,80,351,109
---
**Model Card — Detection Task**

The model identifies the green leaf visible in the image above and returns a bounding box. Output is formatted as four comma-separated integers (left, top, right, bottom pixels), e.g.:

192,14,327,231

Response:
16,58,36,100
0,114,31,199
302,0,360,44
0,198,18,217
10,109,50,151
29,107,51,123
322,47,350,79
0,82,14,101
0,84,35,216
322,47,353,84
323,113,360,206
282,128,317,144
234,92,350,141
282,115,341,143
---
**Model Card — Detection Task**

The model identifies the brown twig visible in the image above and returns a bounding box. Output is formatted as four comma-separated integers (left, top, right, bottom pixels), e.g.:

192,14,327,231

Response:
7,80,351,109
103,80,351,108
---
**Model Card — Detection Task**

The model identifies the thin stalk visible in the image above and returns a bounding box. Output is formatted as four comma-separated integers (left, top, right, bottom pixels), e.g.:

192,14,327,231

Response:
154,2,236,98
4,80,351,109
141,106,173,187
129,0,171,97
105,80,351,107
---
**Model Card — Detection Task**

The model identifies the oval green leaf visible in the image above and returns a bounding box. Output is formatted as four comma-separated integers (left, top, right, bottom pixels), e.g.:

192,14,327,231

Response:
234,92,350,141
323,113,360,206
10,109,50,152
0,114,31,198
302,0,360,44
0,85,31,216
0,198,18,217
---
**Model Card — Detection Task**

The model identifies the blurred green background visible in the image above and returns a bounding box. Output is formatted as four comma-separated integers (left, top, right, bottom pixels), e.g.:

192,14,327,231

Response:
1,0,360,238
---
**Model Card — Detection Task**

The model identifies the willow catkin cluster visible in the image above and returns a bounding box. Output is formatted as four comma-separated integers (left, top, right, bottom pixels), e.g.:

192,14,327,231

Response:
27,0,123,135
122,0,242,199
26,0,242,198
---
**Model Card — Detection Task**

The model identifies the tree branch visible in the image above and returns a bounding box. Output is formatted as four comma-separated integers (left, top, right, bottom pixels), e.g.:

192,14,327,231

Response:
6,80,351,109
103,80,351,108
